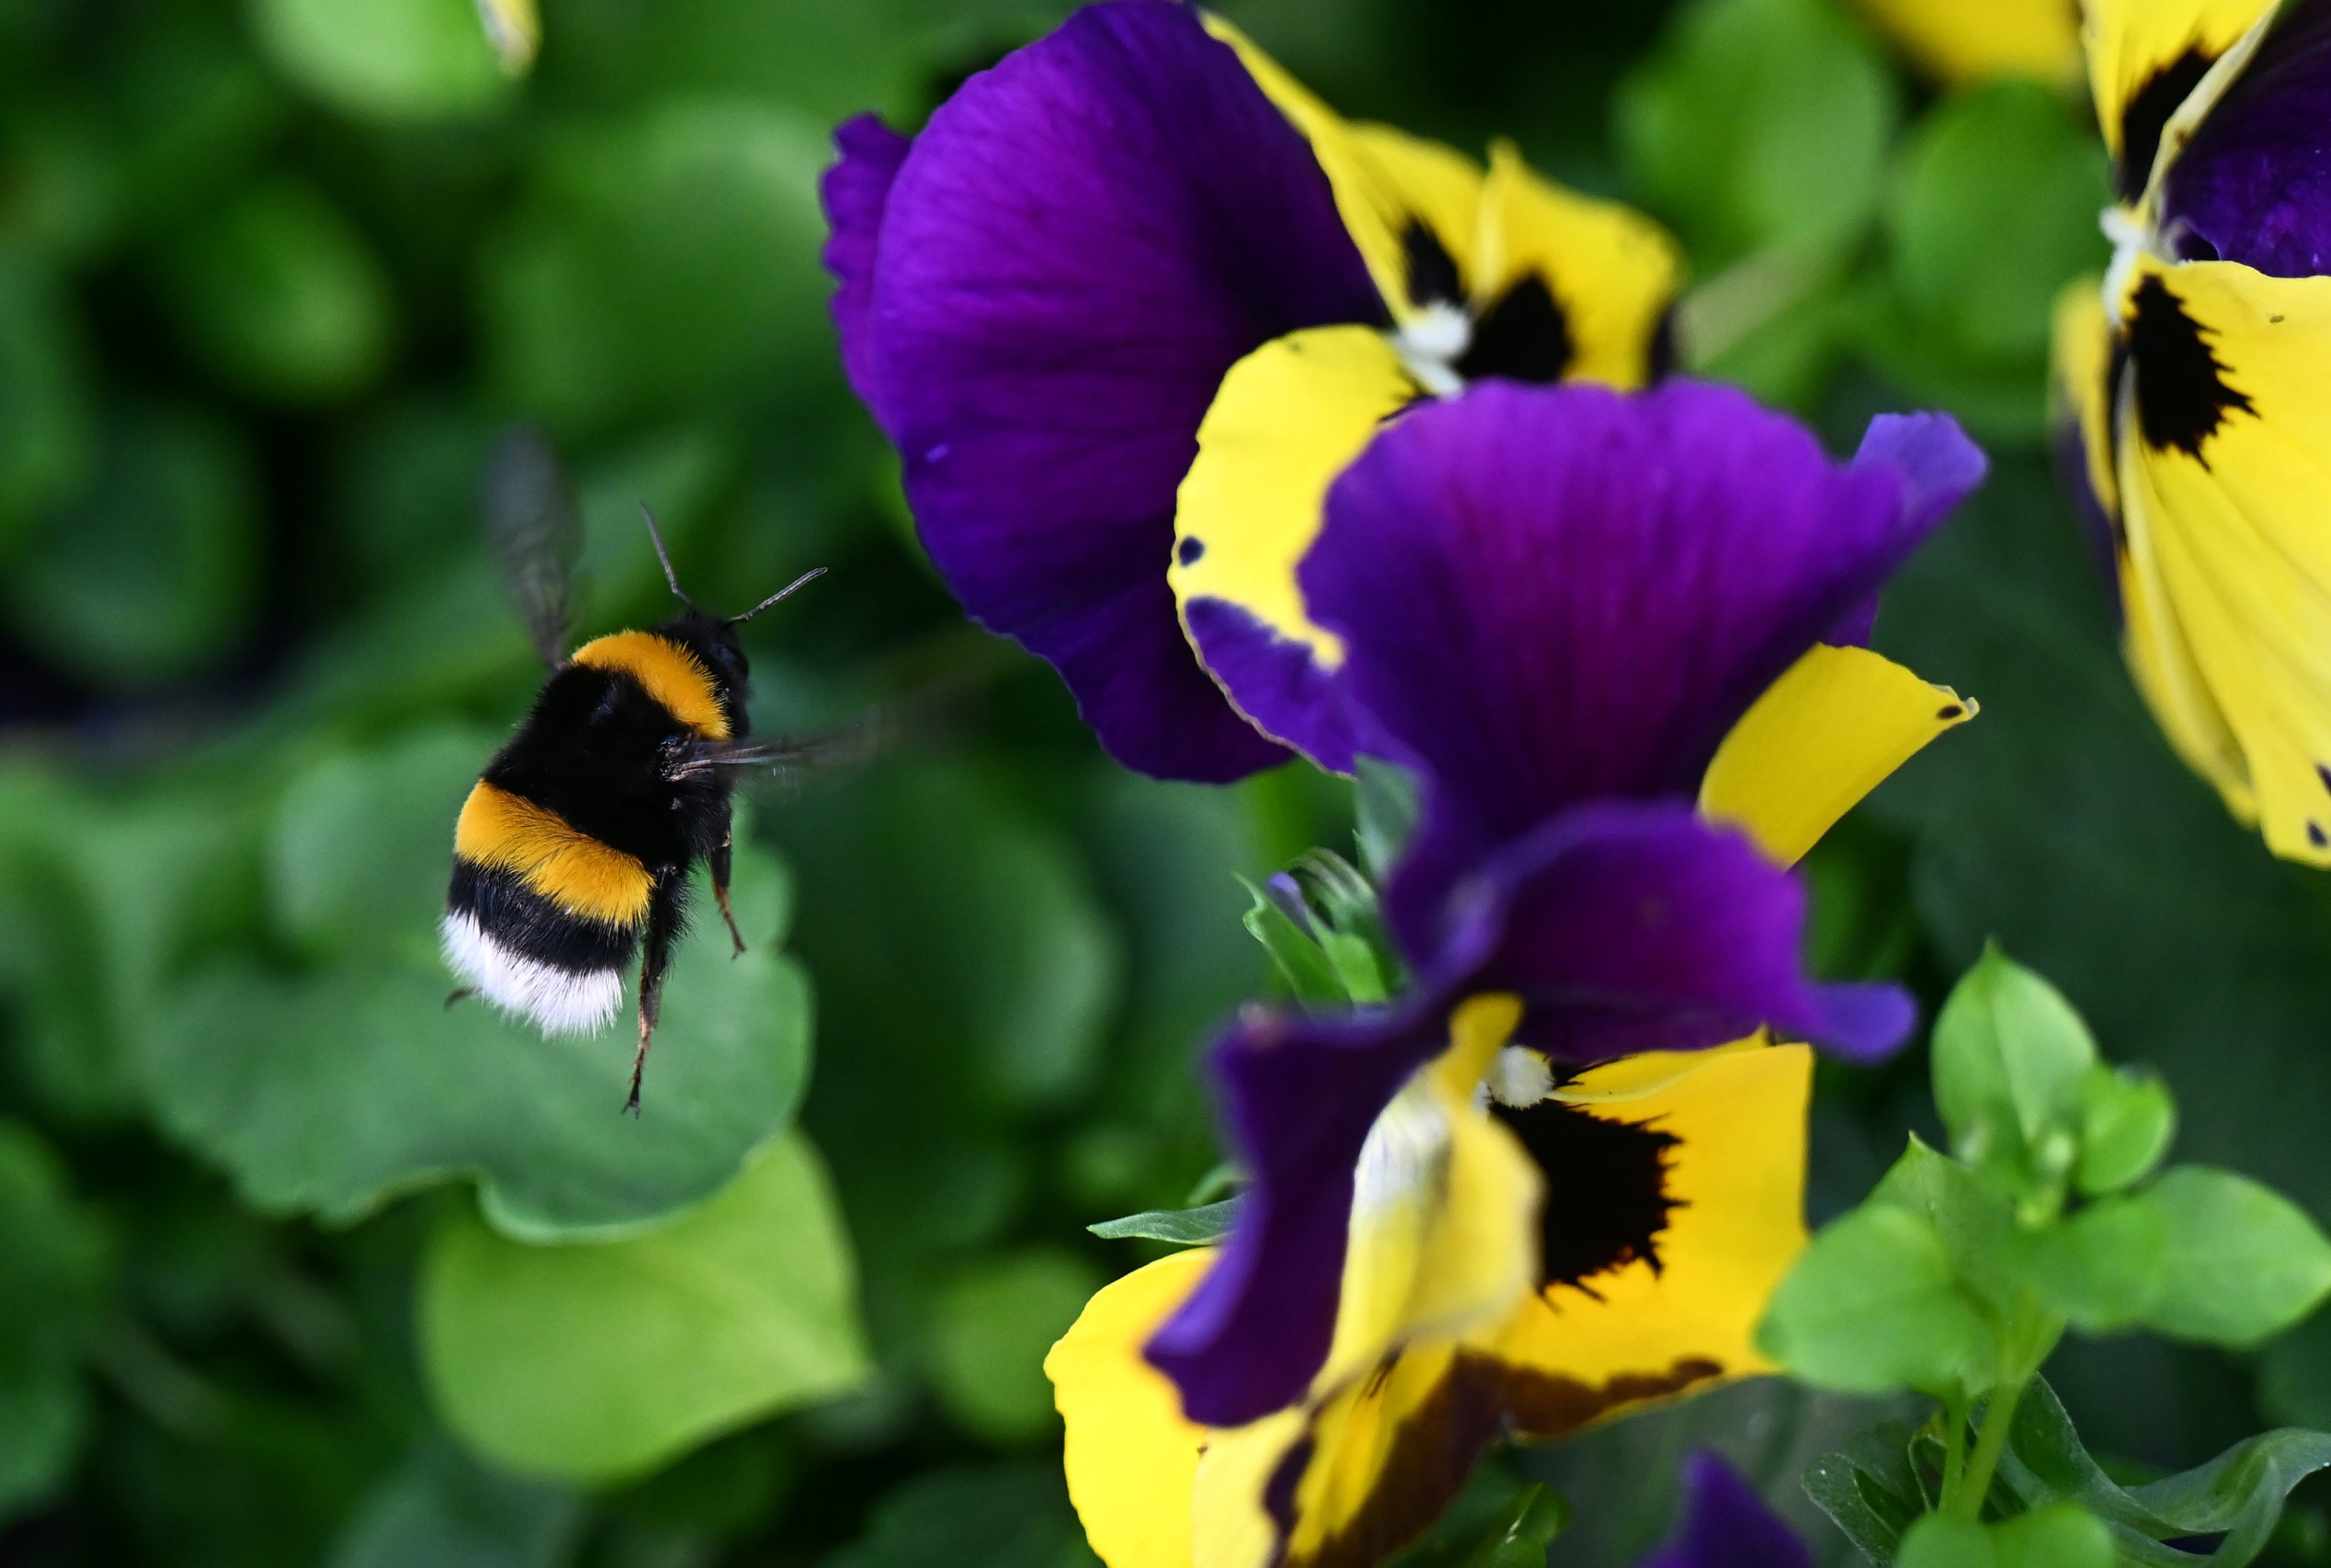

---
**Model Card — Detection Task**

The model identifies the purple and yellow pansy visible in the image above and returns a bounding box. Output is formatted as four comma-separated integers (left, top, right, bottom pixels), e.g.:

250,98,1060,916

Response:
823,0,1678,780
1045,382,1985,1568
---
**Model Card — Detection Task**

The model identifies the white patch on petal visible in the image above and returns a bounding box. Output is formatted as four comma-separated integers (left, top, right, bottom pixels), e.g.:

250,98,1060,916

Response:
1485,1045,1555,1109
1353,1085,1451,1217
441,911,624,1037
1392,305,1472,399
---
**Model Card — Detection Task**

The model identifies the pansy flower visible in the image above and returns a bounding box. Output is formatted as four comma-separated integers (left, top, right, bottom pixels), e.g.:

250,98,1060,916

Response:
1047,380,1985,1568
823,0,1678,781
1851,0,2082,85
2052,0,2331,864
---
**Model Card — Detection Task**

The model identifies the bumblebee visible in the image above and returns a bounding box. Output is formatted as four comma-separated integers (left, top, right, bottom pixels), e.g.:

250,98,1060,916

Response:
443,432,829,1111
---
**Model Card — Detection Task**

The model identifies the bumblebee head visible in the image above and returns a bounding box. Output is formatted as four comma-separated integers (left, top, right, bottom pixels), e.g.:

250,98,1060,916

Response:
638,504,826,692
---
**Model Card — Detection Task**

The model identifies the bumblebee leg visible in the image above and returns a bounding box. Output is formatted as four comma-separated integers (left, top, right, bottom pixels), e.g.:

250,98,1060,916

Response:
624,875,685,1115
444,987,476,1009
709,824,747,956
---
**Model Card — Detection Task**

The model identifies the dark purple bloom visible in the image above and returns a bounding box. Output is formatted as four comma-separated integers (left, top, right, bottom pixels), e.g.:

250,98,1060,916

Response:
1639,1454,1815,1568
822,0,1381,781
1148,381,1984,1427
2164,1,2331,278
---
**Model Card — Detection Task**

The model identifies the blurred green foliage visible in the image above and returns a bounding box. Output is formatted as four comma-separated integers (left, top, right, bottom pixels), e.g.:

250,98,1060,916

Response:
3,0,2330,1566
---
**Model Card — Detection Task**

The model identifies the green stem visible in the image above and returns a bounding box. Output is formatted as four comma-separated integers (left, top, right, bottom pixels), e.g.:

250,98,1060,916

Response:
1953,1376,2030,1520
1939,1394,1971,1507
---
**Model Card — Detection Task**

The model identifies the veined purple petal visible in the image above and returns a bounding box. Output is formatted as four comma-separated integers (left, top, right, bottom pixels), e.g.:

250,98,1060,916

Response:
1465,802,1915,1063
862,0,1382,781
821,114,911,416
1638,1454,1813,1568
1828,412,1994,645
1146,990,1458,1428
2164,1,2331,278
1298,380,1978,948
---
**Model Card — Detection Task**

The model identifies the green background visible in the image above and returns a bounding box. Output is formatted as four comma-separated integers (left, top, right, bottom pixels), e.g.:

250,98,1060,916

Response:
3,0,2326,1563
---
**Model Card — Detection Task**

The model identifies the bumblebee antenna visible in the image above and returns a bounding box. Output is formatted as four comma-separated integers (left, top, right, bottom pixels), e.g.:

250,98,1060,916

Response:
639,505,699,612
726,567,828,626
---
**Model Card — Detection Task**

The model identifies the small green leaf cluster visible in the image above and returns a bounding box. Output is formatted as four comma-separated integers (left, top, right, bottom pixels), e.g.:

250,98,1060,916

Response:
1764,949,2331,1564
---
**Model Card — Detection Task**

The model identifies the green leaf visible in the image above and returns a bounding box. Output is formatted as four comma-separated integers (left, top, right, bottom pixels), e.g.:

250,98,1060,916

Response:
1087,1197,1242,1246
1617,0,1898,267
420,1132,870,1481
0,258,93,552
1803,1422,1931,1564
267,726,502,963
1354,755,1421,883
246,0,512,122
159,178,395,402
1991,1504,2112,1568
1759,1204,1996,1396
2138,1167,2331,1347
1897,1512,1994,1568
141,845,811,1239
1870,1134,2024,1321
821,1462,1098,1568
1929,947,2095,1199
1239,878,1347,1009
326,1444,581,1568
5,402,260,688
1998,1378,2331,1567
1455,1485,1567,1568
924,1249,1104,1444
2013,1195,2165,1333
0,1123,107,1523
2071,1066,2176,1197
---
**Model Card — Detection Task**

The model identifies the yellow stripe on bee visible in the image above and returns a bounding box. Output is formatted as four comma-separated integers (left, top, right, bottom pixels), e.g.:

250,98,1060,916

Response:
570,630,732,740
455,782,655,926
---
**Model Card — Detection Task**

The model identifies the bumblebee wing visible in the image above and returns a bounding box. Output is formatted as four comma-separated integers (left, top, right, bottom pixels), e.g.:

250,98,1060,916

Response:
667,719,894,788
2080,0,2275,198
483,427,584,667
2115,255,2331,862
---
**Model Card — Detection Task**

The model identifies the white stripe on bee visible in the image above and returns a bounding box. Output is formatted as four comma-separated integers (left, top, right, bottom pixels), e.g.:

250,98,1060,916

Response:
440,911,624,1036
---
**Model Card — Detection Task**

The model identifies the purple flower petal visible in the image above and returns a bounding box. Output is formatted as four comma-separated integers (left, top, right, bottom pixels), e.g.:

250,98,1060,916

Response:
860,0,1383,781
1296,379,1978,946
1467,802,1915,1064
2164,4,2331,278
1638,1453,1813,1568
821,114,911,416
1145,988,1459,1428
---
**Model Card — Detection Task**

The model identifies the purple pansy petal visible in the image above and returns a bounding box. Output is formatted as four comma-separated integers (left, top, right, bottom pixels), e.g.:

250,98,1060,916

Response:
1638,1454,1814,1568
863,0,1382,781
1183,595,1358,772
1301,380,1975,949
1828,414,1989,645
821,113,911,416
1146,989,1459,1428
1464,802,1915,1063
2164,2,2331,278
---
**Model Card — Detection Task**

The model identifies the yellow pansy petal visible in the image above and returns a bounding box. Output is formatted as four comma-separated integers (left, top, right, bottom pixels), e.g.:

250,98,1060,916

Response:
1473,141,1681,389
474,0,539,71
1200,13,1483,323
2053,276,2123,526
1854,0,2081,85
1699,644,1977,868
2114,257,2331,862
2080,0,2274,183
1321,995,1539,1391
1488,1044,1814,1426
1172,326,1420,764
1046,1252,1214,1568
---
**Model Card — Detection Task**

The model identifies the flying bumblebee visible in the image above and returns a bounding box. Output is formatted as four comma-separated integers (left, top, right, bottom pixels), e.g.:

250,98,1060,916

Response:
442,430,842,1113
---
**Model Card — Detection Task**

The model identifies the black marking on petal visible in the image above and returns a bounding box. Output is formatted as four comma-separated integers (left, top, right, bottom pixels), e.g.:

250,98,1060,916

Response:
2118,47,2217,201
2314,761,2331,795
1937,704,1965,720
1400,218,1464,308
2311,823,2327,849
1176,536,1204,566
1492,1099,1681,1290
1456,275,1576,385
2128,274,2255,462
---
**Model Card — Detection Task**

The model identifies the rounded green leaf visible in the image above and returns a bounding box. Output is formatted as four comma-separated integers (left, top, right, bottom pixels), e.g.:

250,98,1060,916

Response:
1760,1205,1997,1396
1931,946,2096,1190
1991,1504,2112,1568
141,845,810,1239
246,0,511,122
2139,1167,2331,1347
1897,1511,1995,1568
1617,0,1898,266
2073,1066,2176,1197
923,1249,1104,1444
420,1133,870,1481
160,179,395,402
5,402,260,688
2016,1194,2166,1333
